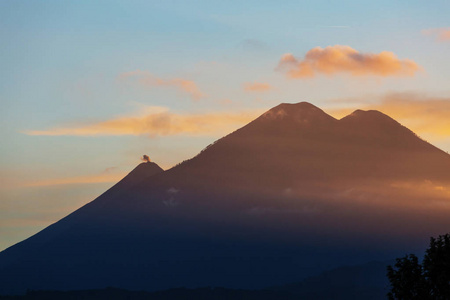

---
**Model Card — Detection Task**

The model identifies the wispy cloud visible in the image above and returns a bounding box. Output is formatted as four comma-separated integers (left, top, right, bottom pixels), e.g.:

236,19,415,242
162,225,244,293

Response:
243,82,272,92
320,25,351,28
23,106,261,137
277,45,421,78
421,27,450,42
119,70,205,101
239,39,268,51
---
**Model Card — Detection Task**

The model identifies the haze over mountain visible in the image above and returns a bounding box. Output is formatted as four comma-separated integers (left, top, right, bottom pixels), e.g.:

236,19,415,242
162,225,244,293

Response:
1,102,449,295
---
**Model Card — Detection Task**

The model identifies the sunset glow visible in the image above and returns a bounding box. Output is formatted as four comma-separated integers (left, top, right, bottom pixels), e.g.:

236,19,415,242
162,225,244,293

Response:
1,1,449,284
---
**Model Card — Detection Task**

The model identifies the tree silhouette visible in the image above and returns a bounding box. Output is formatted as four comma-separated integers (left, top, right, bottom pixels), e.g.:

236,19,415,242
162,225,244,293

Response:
423,234,450,299
387,233,450,300
387,254,430,299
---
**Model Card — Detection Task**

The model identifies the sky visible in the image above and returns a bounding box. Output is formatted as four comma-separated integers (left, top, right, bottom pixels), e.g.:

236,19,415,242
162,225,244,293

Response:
1,0,449,251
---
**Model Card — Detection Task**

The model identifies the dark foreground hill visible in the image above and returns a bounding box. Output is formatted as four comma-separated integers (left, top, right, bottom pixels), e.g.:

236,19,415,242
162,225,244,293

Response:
0,287,297,300
0,260,393,299
1,102,449,294
272,260,394,299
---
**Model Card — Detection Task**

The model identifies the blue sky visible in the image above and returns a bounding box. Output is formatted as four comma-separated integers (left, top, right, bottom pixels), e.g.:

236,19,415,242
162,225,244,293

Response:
1,0,449,251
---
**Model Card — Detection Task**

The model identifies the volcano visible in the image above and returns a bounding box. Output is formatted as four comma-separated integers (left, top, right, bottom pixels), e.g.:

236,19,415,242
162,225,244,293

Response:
1,102,449,294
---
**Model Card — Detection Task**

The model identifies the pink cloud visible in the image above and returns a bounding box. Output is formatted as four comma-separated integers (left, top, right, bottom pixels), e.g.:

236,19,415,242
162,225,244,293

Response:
277,45,421,78
244,82,272,92
421,27,450,42
120,70,205,101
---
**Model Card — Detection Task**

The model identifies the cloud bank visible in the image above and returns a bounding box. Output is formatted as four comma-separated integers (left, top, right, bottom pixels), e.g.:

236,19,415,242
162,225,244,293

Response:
23,107,260,137
277,45,420,78
120,70,205,101
373,94,450,138
329,93,450,139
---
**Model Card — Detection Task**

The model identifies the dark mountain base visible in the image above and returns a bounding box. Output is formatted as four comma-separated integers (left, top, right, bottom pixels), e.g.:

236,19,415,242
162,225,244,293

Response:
0,287,297,300
0,285,387,300
0,260,392,300
272,260,392,300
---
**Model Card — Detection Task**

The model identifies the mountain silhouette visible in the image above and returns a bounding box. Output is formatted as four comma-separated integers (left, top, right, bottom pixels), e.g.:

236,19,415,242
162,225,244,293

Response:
1,102,449,295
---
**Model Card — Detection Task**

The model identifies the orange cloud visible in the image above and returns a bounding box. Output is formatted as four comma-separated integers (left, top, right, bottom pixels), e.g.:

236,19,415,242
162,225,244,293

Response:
244,82,272,92
23,106,261,137
277,45,421,78
119,70,205,101
421,28,450,41
328,93,450,139
371,94,450,138
390,179,450,199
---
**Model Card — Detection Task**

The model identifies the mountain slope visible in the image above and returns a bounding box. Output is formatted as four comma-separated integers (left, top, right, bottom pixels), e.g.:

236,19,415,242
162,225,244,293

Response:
0,102,449,294
0,162,164,268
